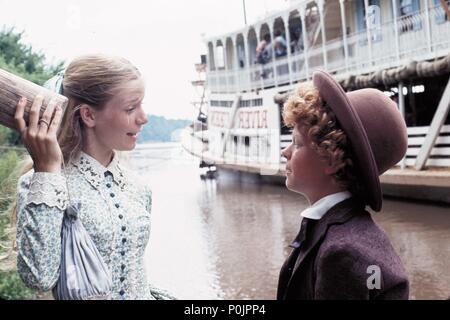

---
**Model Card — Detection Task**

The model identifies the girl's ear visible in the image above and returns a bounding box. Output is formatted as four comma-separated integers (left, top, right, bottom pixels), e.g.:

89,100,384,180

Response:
79,104,96,128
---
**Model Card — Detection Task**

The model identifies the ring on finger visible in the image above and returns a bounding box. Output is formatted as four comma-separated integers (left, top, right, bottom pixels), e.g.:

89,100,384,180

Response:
38,119,49,127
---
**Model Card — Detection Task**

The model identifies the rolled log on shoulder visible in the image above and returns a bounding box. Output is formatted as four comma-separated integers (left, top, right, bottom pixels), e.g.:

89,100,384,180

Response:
0,68,68,131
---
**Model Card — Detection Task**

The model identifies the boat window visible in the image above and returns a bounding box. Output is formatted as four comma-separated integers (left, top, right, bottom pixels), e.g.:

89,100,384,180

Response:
398,0,422,32
355,0,382,43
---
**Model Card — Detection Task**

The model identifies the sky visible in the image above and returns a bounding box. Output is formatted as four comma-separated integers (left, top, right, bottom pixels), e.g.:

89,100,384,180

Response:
0,0,291,120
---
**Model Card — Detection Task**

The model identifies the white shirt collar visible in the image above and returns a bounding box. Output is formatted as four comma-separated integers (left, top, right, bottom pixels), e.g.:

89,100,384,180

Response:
300,191,352,220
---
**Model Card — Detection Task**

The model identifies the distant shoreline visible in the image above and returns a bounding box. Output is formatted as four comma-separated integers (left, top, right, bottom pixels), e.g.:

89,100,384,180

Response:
135,141,181,149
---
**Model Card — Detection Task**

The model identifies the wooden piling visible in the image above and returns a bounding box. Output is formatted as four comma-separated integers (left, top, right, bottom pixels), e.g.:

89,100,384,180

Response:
0,68,68,131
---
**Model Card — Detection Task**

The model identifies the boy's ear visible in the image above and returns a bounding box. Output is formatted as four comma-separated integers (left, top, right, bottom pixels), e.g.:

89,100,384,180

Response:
79,104,97,128
324,162,345,176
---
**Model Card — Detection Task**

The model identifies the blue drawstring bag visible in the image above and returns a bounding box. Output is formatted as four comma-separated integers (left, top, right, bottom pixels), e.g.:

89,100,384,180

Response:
52,203,113,300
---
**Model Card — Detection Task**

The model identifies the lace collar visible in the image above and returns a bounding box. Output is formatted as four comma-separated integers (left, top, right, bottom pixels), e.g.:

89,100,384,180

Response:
71,151,127,190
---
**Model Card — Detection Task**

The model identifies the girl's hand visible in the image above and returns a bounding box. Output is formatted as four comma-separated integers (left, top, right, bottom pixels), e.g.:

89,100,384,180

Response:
14,95,64,174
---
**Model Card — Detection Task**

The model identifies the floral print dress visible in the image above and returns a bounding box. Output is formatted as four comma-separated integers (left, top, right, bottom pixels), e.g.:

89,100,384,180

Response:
16,151,172,300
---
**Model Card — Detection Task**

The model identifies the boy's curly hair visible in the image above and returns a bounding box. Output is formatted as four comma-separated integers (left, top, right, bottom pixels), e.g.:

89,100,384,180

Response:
282,82,362,195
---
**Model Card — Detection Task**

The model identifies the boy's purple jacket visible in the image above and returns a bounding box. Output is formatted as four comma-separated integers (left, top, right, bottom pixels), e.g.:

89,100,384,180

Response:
277,197,409,300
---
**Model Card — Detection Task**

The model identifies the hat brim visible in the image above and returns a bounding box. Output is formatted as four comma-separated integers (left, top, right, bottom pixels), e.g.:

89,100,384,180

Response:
312,70,381,211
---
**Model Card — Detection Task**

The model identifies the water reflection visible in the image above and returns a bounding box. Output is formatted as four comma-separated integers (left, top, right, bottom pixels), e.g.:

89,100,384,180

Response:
372,200,450,300
130,144,450,300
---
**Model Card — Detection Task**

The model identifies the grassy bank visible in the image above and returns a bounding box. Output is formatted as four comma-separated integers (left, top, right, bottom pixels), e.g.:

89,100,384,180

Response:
0,149,37,299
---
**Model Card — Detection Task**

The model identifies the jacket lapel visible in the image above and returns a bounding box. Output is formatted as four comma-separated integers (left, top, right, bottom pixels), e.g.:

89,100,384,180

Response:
285,198,365,294
277,245,300,299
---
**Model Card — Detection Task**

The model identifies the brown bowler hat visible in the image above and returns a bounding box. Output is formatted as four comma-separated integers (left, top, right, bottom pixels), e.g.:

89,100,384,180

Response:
313,70,408,212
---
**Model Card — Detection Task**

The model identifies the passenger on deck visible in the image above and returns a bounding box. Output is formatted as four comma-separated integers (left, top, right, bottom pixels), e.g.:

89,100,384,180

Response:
290,26,304,54
256,34,272,65
274,31,287,58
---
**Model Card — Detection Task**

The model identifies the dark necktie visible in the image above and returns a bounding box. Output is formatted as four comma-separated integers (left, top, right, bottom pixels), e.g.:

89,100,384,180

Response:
289,217,312,249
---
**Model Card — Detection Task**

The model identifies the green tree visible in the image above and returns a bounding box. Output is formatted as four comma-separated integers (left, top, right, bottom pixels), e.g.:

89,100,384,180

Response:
139,115,191,143
0,27,64,85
